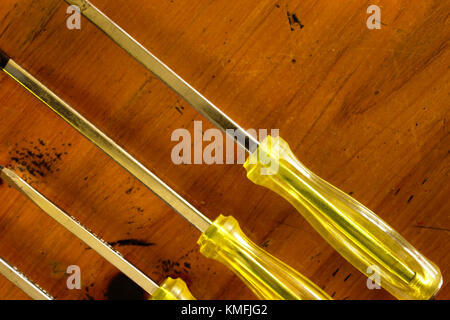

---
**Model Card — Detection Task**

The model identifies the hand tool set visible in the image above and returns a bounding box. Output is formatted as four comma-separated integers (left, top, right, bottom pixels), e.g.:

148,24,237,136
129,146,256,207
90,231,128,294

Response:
0,0,442,300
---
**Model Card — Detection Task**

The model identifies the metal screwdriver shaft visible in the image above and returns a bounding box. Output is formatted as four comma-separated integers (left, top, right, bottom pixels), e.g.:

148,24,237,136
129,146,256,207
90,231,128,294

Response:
0,53,330,300
0,257,53,300
1,167,195,300
0,166,160,296
64,0,259,153
0,56,211,233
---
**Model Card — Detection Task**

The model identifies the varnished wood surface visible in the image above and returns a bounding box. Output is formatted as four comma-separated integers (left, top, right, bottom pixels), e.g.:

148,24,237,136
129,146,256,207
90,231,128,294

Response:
0,0,448,300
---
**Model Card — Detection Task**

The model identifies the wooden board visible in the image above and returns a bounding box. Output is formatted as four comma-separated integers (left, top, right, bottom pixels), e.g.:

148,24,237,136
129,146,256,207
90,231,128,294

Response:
0,0,448,300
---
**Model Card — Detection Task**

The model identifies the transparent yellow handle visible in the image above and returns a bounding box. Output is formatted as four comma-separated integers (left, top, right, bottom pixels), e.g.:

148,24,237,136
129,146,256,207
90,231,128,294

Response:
198,215,331,300
151,277,196,300
243,135,442,300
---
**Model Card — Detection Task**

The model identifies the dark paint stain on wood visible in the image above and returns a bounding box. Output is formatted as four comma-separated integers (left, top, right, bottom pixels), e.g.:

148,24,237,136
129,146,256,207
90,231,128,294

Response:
310,252,321,260
156,258,193,287
332,267,340,277
84,285,95,300
105,273,149,300
292,14,304,28
131,206,145,213
125,187,134,194
287,11,304,31
260,239,270,248
407,195,414,203
160,259,180,273
344,273,351,282
7,139,68,181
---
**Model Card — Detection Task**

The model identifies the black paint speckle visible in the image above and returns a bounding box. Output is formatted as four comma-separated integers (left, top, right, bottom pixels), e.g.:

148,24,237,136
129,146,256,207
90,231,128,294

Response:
125,187,133,194
287,11,304,31
292,14,304,28
108,239,155,247
175,106,183,115
7,139,69,182
155,256,193,287
332,267,340,277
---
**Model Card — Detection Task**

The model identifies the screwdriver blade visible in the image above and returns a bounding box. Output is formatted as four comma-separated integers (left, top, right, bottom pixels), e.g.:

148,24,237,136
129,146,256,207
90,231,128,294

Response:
0,257,53,300
64,0,259,153
0,167,159,296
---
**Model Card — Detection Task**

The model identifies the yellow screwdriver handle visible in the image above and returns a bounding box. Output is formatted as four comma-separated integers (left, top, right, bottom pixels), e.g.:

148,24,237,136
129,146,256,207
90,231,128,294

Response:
198,215,331,300
243,135,442,300
151,277,196,300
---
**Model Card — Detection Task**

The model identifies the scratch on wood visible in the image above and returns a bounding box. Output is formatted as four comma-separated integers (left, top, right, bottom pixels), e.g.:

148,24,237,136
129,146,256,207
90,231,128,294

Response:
18,2,61,50
414,225,450,233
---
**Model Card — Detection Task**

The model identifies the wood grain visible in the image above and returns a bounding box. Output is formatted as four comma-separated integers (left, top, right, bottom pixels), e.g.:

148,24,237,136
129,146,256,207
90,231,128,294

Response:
0,0,448,300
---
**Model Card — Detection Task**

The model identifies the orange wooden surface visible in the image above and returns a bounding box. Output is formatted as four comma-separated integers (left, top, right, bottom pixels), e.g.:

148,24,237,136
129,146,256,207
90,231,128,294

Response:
0,0,448,300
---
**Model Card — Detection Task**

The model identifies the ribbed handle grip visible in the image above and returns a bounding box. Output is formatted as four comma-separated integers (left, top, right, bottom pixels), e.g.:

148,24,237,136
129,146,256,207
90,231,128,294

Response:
243,135,442,300
198,215,331,300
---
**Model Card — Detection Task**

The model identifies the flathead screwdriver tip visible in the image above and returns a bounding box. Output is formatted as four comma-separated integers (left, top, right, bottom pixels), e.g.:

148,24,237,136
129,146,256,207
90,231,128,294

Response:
0,49,10,69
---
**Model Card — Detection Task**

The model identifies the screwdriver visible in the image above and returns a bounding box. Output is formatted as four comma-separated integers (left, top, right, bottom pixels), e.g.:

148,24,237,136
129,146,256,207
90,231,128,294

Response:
0,52,330,300
0,257,53,300
63,0,443,299
0,166,195,300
